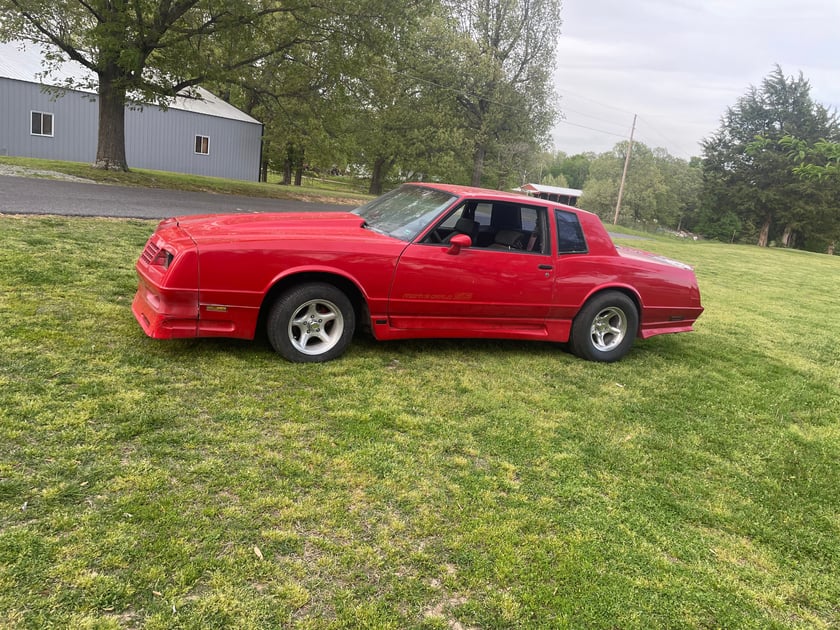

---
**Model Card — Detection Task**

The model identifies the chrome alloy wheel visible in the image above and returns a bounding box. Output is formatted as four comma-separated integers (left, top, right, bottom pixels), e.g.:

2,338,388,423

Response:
589,306,628,352
288,298,345,356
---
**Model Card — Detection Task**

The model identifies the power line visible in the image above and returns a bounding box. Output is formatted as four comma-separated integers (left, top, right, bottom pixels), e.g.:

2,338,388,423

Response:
556,89,703,158
555,118,628,139
557,88,636,116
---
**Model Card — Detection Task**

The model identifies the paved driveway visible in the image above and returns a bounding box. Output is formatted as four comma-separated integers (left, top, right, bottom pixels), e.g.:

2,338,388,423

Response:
0,174,349,219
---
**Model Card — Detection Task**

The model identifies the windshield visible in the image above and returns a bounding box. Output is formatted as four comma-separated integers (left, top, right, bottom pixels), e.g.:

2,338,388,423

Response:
353,185,456,241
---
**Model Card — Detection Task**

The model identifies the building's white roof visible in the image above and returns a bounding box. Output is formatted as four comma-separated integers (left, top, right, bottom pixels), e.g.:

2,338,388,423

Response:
0,40,261,125
520,183,583,197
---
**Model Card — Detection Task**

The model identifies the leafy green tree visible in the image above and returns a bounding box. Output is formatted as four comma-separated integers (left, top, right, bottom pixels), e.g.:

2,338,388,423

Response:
542,172,569,188
529,151,589,190
0,0,335,171
558,153,592,190
653,149,702,231
344,8,467,194
776,137,840,254
441,0,562,187
580,142,699,230
700,66,840,247
213,0,453,192
581,148,622,221
583,142,657,225
214,24,357,184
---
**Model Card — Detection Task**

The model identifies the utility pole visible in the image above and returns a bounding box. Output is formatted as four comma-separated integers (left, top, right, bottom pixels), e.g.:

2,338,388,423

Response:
613,114,637,225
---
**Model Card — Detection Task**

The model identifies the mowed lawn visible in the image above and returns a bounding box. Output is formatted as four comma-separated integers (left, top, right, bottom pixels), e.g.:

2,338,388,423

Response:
0,214,837,629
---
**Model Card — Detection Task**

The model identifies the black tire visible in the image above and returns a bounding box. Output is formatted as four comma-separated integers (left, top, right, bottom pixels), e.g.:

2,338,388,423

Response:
570,291,638,362
267,283,355,363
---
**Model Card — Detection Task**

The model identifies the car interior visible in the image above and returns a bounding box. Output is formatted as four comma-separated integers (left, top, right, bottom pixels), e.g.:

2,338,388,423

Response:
425,200,547,253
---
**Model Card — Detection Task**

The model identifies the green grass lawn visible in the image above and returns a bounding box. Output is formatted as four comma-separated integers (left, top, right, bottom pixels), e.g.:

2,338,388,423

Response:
0,215,838,629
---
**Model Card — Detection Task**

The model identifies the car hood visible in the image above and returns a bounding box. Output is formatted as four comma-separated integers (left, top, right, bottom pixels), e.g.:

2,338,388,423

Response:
615,245,695,271
171,211,370,244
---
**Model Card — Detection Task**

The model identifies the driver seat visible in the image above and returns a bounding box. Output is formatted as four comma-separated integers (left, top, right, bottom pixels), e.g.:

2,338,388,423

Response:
443,216,479,245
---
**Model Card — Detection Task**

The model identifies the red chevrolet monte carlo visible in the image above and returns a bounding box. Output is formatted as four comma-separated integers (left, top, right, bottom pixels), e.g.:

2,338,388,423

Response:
133,183,703,363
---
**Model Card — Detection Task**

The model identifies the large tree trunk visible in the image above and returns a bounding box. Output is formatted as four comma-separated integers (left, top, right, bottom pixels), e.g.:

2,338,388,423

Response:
757,215,772,247
781,225,794,247
94,73,128,171
471,144,486,187
283,143,304,185
369,157,394,195
282,159,292,185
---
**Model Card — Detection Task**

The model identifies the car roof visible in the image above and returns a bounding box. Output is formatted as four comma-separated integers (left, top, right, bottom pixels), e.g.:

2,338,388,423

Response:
404,182,595,217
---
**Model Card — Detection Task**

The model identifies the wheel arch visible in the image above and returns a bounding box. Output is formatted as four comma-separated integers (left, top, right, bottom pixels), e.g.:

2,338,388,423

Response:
257,271,369,336
576,285,643,332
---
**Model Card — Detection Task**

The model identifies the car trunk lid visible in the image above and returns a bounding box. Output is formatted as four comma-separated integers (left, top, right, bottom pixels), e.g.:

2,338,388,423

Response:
615,245,695,271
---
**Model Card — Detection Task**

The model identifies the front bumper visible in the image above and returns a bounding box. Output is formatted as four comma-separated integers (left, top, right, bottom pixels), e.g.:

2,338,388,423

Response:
132,273,200,339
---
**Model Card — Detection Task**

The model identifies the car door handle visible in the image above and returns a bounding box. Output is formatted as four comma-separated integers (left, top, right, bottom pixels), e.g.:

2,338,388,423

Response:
538,264,553,270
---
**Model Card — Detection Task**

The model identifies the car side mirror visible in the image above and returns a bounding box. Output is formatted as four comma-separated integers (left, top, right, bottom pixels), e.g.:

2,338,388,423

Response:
446,233,472,255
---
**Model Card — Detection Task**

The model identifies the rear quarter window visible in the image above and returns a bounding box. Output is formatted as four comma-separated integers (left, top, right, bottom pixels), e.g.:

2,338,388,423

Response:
555,210,588,254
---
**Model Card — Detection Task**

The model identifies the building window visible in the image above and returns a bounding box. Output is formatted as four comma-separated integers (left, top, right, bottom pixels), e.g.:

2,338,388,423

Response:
31,111,54,137
195,135,210,155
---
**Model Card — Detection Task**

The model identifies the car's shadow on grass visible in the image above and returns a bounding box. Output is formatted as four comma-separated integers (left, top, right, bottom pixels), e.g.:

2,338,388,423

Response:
131,327,694,366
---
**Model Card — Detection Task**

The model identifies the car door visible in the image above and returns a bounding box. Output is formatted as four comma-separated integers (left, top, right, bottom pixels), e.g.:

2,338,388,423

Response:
387,202,556,333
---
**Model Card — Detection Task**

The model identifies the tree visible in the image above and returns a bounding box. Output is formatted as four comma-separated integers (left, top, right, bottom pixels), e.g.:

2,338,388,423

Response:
0,0,372,171
532,150,592,189
700,66,840,247
776,137,840,254
558,153,592,190
214,23,355,184
343,8,466,194
580,142,697,230
441,0,562,186
211,0,452,192
653,149,702,231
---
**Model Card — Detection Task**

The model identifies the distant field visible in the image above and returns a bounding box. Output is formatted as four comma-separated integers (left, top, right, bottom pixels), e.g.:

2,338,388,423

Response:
0,215,837,628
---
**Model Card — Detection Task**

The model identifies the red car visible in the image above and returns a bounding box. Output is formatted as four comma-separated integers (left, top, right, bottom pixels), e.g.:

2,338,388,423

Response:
133,183,703,362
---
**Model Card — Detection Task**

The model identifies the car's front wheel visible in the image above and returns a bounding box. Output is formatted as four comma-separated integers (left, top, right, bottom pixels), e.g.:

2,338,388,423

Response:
570,291,638,362
267,283,355,362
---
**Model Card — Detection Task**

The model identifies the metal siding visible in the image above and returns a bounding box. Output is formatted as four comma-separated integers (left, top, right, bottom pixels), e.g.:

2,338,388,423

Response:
1,78,262,181
0,78,97,161
125,106,261,181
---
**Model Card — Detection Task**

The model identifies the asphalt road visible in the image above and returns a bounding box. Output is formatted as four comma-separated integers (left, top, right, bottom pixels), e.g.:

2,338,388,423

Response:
0,174,350,219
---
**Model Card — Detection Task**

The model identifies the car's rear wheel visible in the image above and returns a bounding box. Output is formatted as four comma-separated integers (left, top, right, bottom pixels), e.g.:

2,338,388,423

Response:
267,283,355,362
570,291,638,362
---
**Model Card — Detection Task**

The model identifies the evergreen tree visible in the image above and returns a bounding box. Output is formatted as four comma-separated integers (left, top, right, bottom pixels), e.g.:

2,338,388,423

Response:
700,66,840,247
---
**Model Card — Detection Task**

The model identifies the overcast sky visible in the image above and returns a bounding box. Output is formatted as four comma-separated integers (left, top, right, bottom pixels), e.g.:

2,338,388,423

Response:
551,0,840,159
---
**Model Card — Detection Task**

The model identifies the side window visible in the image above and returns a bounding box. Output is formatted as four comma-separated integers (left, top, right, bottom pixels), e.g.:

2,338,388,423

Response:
521,207,538,232
421,202,476,244
485,203,548,253
423,201,548,253
436,203,466,230
31,111,54,137
555,210,587,254
474,203,492,226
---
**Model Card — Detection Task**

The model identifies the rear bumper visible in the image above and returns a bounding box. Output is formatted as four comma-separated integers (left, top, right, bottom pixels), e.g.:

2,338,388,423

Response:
638,305,704,339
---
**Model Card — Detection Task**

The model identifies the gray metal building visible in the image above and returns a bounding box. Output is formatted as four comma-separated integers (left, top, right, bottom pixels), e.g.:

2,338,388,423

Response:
0,41,263,181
